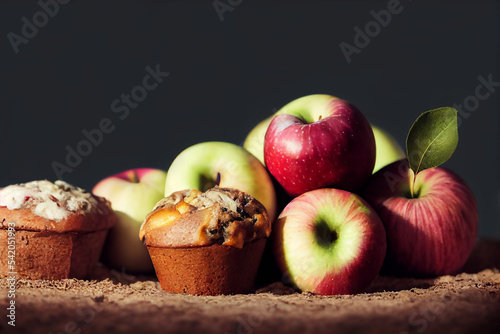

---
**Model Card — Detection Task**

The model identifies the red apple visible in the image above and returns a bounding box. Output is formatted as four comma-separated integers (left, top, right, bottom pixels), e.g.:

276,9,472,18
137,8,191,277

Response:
361,159,478,277
264,95,375,197
273,188,386,295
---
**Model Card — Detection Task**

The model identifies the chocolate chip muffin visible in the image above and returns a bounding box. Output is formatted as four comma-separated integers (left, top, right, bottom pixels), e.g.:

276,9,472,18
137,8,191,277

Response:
139,186,271,295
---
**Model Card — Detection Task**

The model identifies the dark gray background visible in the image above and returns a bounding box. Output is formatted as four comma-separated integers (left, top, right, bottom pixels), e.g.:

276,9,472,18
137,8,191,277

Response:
1,0,499,238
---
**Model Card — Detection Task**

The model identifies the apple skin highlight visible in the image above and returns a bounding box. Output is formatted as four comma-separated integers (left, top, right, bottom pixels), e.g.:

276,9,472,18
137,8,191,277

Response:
273,188,386,295
362,159,478,277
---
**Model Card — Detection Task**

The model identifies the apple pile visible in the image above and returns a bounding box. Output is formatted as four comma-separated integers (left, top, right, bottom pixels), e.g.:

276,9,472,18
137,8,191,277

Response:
244,96,477,294
92,94,478,296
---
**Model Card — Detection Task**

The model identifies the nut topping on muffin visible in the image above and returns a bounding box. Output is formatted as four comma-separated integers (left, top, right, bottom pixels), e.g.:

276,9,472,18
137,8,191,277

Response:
0,180,107,221
140,187,271,249
0,179,116,279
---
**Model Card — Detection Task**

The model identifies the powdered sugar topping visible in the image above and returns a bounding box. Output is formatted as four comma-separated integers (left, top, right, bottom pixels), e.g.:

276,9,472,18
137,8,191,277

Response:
0,180,97,221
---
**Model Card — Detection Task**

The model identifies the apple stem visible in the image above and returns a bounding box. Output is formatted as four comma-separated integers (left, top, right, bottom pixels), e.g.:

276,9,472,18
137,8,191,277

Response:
318,115,323,120
410,172,416,198
129,171,140,183
215,172,221,187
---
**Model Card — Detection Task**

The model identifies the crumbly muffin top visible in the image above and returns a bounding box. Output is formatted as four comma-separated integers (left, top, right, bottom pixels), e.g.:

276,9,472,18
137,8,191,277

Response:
139,187,271,249
0,180,105,221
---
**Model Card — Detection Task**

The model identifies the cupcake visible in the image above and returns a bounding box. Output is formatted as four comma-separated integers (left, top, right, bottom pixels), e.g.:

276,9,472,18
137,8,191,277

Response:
139,186,271,295
0,180,116,280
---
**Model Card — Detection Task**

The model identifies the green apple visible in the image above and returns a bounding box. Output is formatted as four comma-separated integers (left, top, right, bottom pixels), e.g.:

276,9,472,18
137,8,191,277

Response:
371,125,405,173
164,141,277,221
93,168,167,273
243,116,272,165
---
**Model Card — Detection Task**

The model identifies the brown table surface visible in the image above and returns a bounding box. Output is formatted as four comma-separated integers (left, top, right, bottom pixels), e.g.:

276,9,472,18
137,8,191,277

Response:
1,239,499,334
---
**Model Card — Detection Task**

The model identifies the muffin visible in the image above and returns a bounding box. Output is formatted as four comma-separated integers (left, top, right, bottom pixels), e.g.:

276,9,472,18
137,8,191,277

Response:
0,180,116,279
139,186,271,295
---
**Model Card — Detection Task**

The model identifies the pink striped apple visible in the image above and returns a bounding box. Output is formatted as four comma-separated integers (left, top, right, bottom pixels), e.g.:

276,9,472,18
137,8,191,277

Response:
361,159,478,277
272,188,386,295
264,95,375,197
93,168,167,273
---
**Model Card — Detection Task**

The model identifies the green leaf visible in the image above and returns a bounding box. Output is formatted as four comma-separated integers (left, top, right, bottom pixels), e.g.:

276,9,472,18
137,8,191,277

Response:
406,107,459,175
